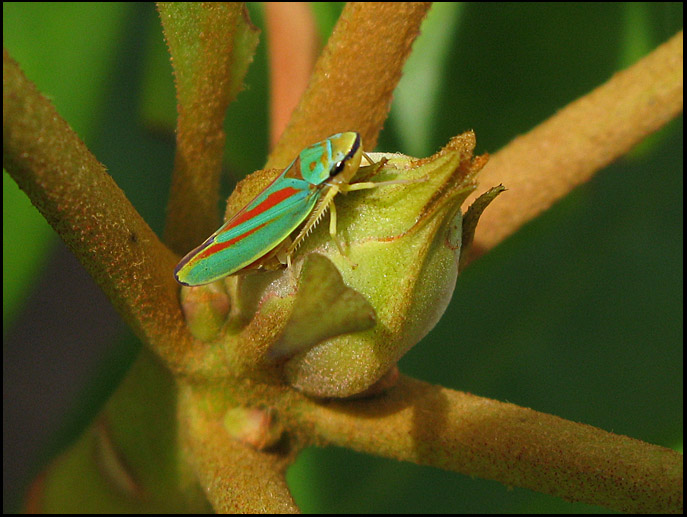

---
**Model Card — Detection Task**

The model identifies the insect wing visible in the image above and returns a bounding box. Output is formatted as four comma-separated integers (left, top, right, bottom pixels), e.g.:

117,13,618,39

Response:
174,175,316,286
173,131,362,286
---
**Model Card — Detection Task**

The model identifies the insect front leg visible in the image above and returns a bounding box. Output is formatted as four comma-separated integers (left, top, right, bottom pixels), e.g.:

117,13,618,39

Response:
342,174,427,193
286,187,340,256
327,199,347,257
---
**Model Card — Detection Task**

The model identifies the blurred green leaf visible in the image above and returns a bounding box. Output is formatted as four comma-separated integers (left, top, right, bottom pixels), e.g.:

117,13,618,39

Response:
391,2,464,157
309,2,346,43
2,175,55,329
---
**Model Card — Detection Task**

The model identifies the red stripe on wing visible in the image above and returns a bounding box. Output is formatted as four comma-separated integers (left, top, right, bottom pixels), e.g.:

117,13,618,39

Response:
225,186,302,230
196,222,268,261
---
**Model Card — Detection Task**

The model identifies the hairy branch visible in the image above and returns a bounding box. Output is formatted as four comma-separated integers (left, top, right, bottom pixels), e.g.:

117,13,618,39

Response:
466,30,683,261
3,48,197,375
266,2,432,169
159,3,260,254
179,383,299,513
293,376,682,513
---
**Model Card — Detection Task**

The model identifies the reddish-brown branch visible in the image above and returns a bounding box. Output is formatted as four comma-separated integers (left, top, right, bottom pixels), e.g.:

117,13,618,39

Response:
3,47,197,375
465,30,683,261
265,2,319,148
159,3,260,254
292,376,683,513
266,2,432,169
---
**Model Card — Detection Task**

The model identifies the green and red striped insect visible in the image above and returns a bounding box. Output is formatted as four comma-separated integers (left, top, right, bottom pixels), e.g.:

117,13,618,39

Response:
175,132,398,286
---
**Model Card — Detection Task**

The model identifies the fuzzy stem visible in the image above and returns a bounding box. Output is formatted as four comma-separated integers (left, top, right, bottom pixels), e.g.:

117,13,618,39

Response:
3,48,197,375
466,31,683,260
160,3,259,254
266,2,432,169
178,381,299,513
293,376,682,513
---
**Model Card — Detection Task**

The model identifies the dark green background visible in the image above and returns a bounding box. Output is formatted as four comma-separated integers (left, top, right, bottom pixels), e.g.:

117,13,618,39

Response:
3,3,682,513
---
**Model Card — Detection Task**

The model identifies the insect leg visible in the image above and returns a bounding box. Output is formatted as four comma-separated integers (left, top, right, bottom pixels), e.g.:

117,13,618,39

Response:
328,199,346,256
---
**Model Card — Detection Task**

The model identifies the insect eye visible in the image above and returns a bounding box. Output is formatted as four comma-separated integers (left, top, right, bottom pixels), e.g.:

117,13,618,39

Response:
331,160,346,177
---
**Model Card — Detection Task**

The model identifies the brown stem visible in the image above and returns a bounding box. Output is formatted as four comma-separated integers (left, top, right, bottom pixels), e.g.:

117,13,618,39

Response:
179,382,299,513
159,3,260,254
3,47,197,375
293,376,683,513
466,31,683,261
266,2,432,169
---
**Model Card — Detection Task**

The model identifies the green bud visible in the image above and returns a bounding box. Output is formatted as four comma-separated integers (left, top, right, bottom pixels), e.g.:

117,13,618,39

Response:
222,132,496,397
280,131,491,397
180,281,231,342
222,406,282,450
269,253,376,361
